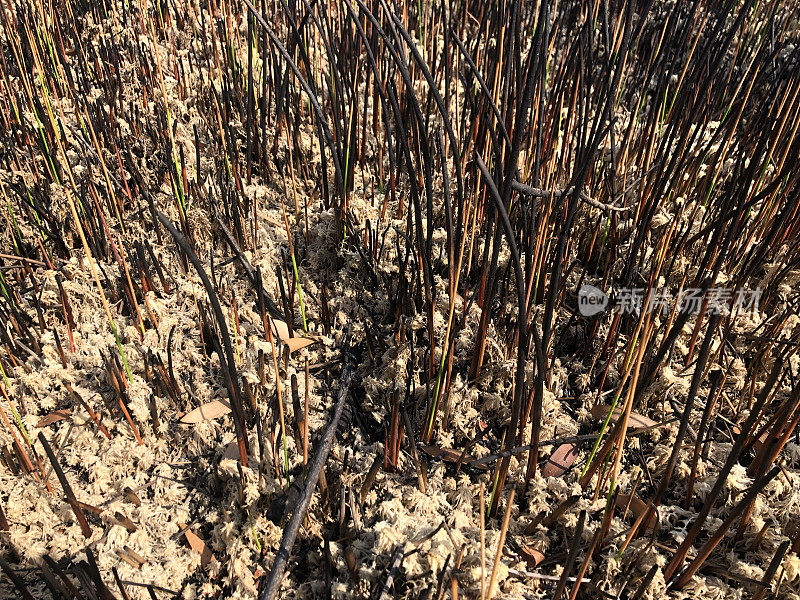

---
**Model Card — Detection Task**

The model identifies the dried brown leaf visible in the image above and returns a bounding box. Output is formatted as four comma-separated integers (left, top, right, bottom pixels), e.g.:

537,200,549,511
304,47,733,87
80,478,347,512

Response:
421,445,473,464
179,400,231,424
284,336,317,354
36,410,71,427
180,524,214,568
519,546,545,569
616,493,659,531
542,442,579,478
272,319,290,341
222,439,240,461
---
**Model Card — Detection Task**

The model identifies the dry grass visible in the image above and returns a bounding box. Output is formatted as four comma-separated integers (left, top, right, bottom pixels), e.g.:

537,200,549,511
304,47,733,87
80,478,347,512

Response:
1,0,800,599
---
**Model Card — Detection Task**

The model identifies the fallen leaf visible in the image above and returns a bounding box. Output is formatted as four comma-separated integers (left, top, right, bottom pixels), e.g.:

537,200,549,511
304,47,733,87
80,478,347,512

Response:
421,445,489,470
111,512,137,533
283,336,317,354
272,319,291,341
519,545,545,569
36,409,71,427
270,318,318,354
590,404,657,430
180,524,214,568
123,487,142,507
421,445,472,464
222,439,240,461
542,442,579,477
75,500,103,515
116,547,144,570
179,400,231,424
616,493,659,531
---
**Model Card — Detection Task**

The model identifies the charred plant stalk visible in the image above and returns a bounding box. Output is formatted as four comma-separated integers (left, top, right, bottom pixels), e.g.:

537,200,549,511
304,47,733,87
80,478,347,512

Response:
157,212,249,465
258,358,353,600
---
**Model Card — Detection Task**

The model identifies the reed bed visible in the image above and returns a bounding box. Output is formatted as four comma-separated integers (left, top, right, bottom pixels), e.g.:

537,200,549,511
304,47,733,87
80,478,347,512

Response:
1,0,800,598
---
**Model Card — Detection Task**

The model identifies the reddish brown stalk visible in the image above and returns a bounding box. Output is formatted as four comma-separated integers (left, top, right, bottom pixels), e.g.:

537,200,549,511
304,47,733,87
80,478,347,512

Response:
747,382,800,478
103,354,143,445
65,384,111,439
0,405,35,476
487,487,515,600
736,387,800,540
304,358,309,465
385,390,403,470
568,523,602,600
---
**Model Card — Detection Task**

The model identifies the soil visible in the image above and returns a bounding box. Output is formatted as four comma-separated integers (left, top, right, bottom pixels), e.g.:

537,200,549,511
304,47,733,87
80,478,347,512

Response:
1,2,800,600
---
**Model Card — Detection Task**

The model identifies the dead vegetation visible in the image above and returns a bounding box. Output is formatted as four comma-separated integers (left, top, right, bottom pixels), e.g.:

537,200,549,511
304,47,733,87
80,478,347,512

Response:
1,0,800,599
